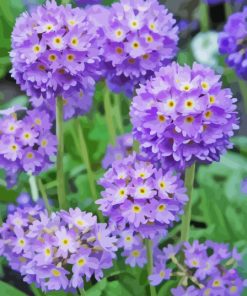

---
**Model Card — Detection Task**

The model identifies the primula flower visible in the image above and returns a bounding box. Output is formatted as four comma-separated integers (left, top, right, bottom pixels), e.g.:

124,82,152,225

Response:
218,7,247,80
150,240,245,296
0,206,117,292
130,62,239,169
10,0,103,120
102,133,133,169
100,0,178,96
97,153,188,238
0,109,56,187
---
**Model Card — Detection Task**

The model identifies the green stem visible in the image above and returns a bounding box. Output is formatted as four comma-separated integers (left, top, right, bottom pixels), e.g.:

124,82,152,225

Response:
113,94,124,134
238,79,247,114
180,163,196,242
199,1,209,32
78,288,86,296
75,118,104,222
224,2,233,18
37,177,52,215
29,174,39,202
146,240,157,296
104,86,116,145
56,96,67,210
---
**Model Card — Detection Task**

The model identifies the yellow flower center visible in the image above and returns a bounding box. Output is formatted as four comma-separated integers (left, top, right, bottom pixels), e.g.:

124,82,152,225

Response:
115,47,123,54
125,236,132,241
38,64,46,71
77,258,86,267
68,20,76,26
9,125,15,132
33,44,41,53
132,205,141,213
205,110,212,118
119,189,126,196
45,24,53,31
131,250,140,257
191,259,198,267
159,271,165,277
115,29,123,37
128,58,136,64
52,269,61,277
142,54,150,60
45,248,51,256
26,152,34,159
76,219,85,226
67,54,75,62
18,239,25,246
146,35,153,43
167,100,175,108
201,81,209,90
131,20,138,28
230,286,237,293
158,114,166,122
35,118,41,125
139,187,146,194
185,99,194,108
159,181,166,189
24,133,31,139
185,116,194,124
183,84,191,91
149,23,155,30
132,41,140,49
157,204,166,212
41,139,48,147
139,172,146,178
53,37,62,45
62,239,69,245
204,288,211,296
212,280,221,287
71,37,79,46
49,54,57,62
209,95,215,104
11,144,17,151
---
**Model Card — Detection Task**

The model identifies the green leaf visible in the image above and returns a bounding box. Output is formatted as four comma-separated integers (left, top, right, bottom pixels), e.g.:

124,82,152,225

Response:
104,281,132,296
0,281,27,296
158,280,179,296
86,278,107,296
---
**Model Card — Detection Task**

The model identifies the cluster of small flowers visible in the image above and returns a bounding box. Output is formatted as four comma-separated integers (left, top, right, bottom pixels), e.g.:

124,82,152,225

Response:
97,153,188,238
149,240,245,295
0,206,117,292
10,0,102,120
102,133,133,169
130,62,239,169
7,192,49,214
102,0,178,96
218,7,247,80
0,109,56,187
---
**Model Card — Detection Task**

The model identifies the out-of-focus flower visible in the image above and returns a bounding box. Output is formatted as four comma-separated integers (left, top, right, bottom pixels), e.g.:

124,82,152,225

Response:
130,62,239,169
218,7,247,80
102,133,133,169
191,31,220,68
97,153,188,238
0,206,117,292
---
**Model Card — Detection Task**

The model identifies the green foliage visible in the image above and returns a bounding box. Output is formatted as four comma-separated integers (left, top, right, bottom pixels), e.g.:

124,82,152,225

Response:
0,281,27,296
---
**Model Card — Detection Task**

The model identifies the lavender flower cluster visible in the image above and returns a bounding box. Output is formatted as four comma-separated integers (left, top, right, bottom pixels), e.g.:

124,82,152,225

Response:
102,0,178,96
102,133,133,169
218,7,247,80
97,153,188,238
130,62,239,169
10,0,102,120
0,206,117,292
149,240,245,296
0,109,56,187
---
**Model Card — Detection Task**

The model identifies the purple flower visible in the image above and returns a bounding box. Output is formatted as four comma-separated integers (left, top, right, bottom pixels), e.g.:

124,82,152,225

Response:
0,206,117,292
102,133,133,169
75,0,102,6
11,0,103,120
150,240,245,296
122,244,147,267
0,109,56,186
100,0,178,96
97,153,188,238
130,62,239,169
218,7,247,80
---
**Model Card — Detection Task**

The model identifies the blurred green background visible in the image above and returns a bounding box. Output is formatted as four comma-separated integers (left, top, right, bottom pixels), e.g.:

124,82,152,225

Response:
0,0,247,295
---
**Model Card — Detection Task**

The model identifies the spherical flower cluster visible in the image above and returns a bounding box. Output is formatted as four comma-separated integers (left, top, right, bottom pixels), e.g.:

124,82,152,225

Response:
97,153,188,238
130,62,239,169
218,7,247,80
102,133,133,169
102,0,178,96
149,240,245,296
10,0,103,120
0,109,56,187
0,206,117,292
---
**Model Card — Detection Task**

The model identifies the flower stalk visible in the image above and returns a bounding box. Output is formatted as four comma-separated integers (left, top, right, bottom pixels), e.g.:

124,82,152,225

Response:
37,177,52,215
199,1,210,32
181,163,196,242
104,86,116,145
56,96,67,210
146,239,157,296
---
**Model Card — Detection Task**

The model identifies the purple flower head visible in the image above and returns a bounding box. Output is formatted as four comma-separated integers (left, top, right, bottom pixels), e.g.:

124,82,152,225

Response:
130,62,239,169
101,0,178,96
11,0,103,120
218,7,247,80
0,206,117,292
97,153,188,238
0,109,56,187
150,240,245,296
